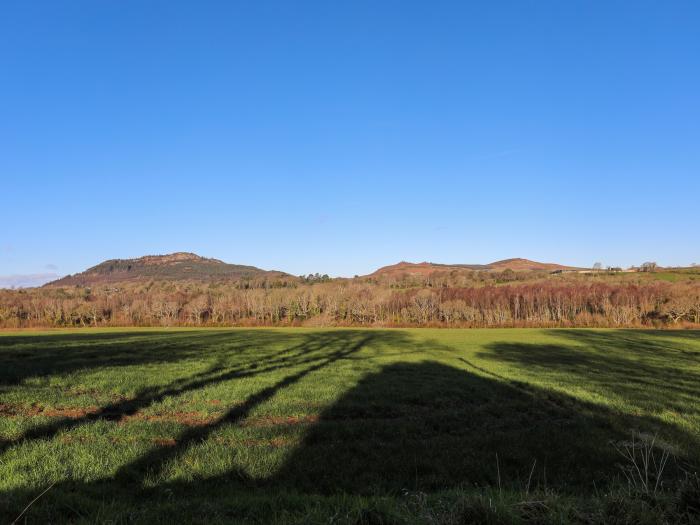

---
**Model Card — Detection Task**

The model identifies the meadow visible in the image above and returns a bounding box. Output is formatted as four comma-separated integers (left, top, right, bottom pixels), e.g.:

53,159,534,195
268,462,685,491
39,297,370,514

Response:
1,328,699,524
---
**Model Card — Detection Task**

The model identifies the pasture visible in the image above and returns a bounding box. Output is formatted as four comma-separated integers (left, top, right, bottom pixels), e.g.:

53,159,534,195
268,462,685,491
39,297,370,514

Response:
1,328,699,523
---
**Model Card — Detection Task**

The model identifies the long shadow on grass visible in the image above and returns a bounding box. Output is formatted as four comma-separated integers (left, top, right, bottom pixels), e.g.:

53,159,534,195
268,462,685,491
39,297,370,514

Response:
0,330,285,386
109,330,378,487
0,329,410,521
0,330,394,454
478,330,700,421
265,361,697,496
2,330,699,522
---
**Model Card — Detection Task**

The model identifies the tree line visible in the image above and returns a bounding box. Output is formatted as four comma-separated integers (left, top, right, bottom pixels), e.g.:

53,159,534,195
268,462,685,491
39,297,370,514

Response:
1,279,698,328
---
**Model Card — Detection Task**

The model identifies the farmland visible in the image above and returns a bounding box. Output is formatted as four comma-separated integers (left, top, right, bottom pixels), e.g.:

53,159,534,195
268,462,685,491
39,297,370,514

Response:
1,328,699,523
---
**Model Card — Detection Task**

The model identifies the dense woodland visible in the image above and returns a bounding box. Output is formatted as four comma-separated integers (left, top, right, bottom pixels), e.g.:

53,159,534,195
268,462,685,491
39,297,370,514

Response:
1,268,699,329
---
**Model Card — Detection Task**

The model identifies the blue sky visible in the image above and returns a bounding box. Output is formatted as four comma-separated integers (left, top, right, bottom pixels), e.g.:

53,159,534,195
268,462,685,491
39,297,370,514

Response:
2,1,699,284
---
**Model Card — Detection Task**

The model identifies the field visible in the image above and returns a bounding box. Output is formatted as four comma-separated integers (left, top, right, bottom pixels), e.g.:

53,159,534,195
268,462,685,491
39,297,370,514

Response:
1,328,699,524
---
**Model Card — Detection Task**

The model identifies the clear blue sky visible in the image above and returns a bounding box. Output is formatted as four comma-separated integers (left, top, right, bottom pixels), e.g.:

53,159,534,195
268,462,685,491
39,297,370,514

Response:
2,1,699,284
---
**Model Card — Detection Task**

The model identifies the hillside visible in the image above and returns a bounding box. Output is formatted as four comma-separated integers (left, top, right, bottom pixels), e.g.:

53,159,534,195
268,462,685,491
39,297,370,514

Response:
369,258,580,277
486,258,580,271
46,252,287,287
368,261,487,278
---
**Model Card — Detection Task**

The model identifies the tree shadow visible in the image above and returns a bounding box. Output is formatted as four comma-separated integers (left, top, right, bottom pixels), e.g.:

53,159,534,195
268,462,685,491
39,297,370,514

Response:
1,330,699,521
108,330,381,486
1,329,427,521
0,331,350,454
477,330,700,420
0,330,280,386
262,361,696,496
1,329,416,455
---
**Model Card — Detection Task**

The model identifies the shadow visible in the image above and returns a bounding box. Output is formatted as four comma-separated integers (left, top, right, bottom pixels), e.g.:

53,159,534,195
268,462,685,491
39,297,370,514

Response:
1,330,699,521
263,361,696,495
478,330,700,420
0,330,353,454
110,330,377,485
0,330,284,386
1,329,410,521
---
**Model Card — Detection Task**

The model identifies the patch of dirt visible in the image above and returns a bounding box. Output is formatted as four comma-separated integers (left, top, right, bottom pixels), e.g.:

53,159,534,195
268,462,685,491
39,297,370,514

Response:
0,403,100,419
115,412,320,428
42,406,101,418
152,437,177,447
0,403,19,416
0,401,321,430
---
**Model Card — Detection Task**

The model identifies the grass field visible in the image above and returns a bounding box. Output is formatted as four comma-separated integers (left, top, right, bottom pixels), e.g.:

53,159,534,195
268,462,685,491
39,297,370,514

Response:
1,328,699,524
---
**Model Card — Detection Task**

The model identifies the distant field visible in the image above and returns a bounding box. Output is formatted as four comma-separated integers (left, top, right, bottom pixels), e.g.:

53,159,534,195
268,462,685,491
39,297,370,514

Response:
647,270,700,283
1,328,699,523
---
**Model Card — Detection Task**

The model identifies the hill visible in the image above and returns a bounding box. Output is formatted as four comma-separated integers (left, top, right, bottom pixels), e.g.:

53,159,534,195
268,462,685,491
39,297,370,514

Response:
45,252,287,287
367,261,487,278
369,258,580,277
486,257,580,271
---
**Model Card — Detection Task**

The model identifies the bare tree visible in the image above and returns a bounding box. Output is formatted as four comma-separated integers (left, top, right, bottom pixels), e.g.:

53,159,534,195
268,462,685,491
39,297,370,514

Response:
641,262,658,273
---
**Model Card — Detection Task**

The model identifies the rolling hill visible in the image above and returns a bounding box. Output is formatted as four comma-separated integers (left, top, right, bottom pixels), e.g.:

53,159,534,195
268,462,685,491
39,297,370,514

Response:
45,252,288,287
41,253,584,287
368,258,581,278
486,258,581,271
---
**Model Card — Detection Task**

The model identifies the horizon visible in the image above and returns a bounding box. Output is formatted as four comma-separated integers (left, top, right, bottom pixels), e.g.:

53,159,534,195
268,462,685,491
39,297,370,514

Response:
0,250,694,289
2,1,698,285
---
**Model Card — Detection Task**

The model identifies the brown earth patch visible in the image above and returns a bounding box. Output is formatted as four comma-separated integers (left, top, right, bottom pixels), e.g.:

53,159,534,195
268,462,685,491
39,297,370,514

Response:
0,403,19,416
117,412,319,428
42,406,101,418
152,437,177,447
1,401,320,429
0,403,100,419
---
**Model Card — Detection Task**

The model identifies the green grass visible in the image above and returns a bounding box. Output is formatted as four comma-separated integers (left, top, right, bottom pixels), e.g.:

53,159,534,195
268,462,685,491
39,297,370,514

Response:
650,270,700,282
1,328,699,523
